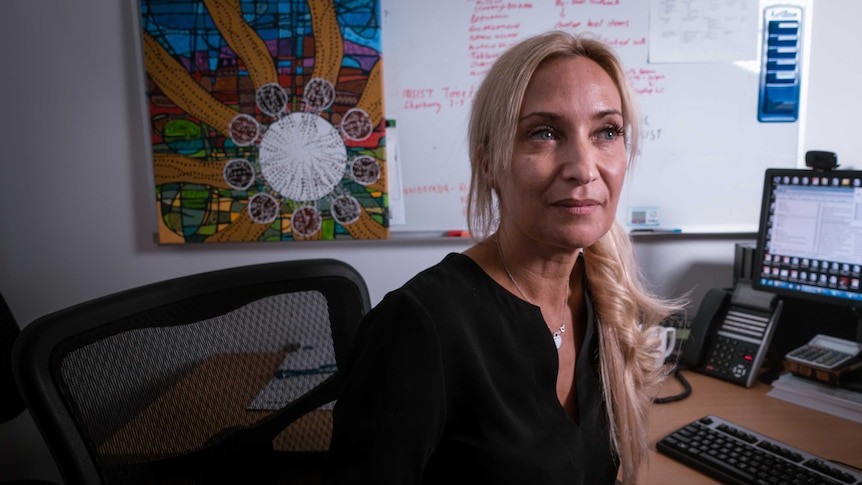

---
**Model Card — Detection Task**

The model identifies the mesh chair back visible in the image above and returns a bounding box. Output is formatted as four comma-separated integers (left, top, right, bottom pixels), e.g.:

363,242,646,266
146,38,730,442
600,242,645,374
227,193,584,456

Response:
12,259,370,485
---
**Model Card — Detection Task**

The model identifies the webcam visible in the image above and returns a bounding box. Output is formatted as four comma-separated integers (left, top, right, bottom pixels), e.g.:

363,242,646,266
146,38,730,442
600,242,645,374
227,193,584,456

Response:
805,151,838,171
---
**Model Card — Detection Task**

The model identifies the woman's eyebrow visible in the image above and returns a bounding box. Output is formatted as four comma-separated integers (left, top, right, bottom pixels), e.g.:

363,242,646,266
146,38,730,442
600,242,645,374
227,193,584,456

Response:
518,109,623,123
518,111,560,123
593,108,623,120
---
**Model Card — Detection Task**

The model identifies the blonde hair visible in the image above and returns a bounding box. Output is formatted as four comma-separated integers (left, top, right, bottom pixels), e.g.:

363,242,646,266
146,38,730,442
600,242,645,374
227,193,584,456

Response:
466,31,685,484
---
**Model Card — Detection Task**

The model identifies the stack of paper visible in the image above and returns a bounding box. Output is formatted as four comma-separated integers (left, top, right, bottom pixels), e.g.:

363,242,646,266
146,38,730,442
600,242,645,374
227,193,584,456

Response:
767,373,862,424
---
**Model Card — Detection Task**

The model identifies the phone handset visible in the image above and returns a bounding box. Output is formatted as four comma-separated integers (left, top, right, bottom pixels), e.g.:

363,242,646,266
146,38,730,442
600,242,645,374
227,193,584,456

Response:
681,282,782,387
680,288,730,368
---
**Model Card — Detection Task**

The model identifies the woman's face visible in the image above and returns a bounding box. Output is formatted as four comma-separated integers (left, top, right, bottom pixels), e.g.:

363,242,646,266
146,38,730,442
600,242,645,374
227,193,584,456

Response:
501,55,628,250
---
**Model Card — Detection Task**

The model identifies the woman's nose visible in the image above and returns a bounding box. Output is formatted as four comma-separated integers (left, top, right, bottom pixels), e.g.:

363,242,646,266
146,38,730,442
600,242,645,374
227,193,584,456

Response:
559,142,598,184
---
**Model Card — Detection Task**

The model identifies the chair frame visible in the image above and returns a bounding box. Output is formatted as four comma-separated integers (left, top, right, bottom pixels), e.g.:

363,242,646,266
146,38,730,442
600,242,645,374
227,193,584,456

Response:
12,259,371,485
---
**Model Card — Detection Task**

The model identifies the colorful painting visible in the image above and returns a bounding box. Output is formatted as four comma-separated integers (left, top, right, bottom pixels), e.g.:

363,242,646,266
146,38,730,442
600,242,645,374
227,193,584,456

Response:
138,0,388,243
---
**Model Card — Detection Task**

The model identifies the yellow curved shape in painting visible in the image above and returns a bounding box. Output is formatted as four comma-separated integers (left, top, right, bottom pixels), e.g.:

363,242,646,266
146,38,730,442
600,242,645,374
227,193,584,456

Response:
203,0,279,91
156,202,187,245
143,32,237,139
356,60,384,128
206,210,271,243
309,0,343,85
153,153,230,188
345,209,387,239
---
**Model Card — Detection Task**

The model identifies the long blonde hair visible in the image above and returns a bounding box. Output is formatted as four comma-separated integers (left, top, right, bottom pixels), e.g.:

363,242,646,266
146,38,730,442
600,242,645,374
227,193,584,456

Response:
466,31,686,484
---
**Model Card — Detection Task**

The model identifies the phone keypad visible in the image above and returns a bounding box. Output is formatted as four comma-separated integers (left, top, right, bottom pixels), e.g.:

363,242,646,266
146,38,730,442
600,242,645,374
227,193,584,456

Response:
703,335,758,383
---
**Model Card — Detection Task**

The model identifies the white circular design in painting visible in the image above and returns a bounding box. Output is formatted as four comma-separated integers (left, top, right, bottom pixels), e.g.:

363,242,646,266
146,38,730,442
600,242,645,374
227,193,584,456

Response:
256,82,288,117
229,113,260,146
304,77,336,112
258,111,347,201
223,158,255,190
331,194,361,225
247,192,279,224
340,107,373,141
291,205,322,237
350,155,380,185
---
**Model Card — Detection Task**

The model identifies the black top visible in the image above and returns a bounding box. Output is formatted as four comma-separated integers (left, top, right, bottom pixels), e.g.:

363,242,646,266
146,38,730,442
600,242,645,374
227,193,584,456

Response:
324,253,617,484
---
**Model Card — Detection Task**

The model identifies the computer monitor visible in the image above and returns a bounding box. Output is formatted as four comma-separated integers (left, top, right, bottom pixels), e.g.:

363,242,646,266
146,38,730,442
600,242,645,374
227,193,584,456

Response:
753,168,862,341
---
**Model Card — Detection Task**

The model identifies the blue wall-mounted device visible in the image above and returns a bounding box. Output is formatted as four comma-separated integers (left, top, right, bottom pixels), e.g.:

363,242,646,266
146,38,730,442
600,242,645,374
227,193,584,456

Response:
758,6,804,122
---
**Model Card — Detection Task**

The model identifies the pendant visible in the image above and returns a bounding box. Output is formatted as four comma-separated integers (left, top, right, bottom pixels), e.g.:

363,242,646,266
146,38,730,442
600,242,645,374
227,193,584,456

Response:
553,331,562,349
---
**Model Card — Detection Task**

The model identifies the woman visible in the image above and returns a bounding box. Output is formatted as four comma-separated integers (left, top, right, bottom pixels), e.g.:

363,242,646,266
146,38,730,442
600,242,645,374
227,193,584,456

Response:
324,30,685,484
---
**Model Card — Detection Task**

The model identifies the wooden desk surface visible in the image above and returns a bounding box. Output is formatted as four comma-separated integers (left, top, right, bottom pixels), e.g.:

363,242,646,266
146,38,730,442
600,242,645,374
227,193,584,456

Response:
99,354,861,482
98,352,332,460
639,370,862,484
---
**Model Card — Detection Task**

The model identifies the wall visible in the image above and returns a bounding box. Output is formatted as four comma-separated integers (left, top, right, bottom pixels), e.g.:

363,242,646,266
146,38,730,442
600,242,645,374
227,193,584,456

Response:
0,0,860,481
382,0,808,234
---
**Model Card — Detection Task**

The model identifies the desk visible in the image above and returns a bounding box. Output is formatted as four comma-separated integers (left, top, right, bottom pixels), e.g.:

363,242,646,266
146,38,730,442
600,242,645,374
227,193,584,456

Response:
639,370,862,484
100,355,861,483
95,352,330,484
98,352,332,460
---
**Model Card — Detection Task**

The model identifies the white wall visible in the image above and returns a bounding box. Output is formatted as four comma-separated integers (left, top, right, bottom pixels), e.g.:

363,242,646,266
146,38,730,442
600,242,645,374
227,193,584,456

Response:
0,0,858,481
803,3,862,169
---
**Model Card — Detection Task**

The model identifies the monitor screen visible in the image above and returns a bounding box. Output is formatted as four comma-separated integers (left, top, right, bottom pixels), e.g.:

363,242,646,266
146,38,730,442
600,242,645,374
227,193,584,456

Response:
753,168,862,310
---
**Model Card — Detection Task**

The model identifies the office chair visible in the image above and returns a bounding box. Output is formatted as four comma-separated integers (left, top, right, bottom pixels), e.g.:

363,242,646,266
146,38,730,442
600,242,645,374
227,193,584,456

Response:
1,291,61,485
1,291,26,424
12,259,371,485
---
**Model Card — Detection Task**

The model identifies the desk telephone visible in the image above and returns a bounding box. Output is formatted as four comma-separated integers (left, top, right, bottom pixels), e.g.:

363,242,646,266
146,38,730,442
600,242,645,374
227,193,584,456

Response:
680,282,783,387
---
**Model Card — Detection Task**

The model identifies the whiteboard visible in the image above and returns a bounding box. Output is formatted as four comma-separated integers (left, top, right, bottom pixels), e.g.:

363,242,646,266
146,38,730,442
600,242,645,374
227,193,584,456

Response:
379,0,811,235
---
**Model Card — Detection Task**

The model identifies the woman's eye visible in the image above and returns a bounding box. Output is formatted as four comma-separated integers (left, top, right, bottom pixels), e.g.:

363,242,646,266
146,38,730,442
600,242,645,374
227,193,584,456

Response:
599,127,623,141
529,128,556,141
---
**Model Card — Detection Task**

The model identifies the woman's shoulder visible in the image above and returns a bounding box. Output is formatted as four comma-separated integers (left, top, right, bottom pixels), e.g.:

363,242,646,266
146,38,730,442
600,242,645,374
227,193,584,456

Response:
356,253,497,344
400,253,489,293
376,252,495,311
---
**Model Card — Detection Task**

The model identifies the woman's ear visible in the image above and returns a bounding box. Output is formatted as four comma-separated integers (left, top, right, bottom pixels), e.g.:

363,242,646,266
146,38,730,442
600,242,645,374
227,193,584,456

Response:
478,146,497,190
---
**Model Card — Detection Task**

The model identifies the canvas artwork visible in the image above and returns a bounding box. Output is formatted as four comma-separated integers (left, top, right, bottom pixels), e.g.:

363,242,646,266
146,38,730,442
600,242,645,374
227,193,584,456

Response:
138,0,388,243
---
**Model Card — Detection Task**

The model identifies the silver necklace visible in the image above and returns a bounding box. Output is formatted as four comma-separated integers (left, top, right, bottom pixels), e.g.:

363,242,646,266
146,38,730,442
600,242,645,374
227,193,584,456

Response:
495,235,569,350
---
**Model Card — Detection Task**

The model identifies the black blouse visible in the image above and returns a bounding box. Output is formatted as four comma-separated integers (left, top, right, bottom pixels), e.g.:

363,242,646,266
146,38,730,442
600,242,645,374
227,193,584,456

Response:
324,253,618,484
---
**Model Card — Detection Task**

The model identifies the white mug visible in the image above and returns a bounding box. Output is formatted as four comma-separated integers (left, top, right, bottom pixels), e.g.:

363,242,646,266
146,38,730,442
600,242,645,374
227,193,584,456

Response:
648,325,677,367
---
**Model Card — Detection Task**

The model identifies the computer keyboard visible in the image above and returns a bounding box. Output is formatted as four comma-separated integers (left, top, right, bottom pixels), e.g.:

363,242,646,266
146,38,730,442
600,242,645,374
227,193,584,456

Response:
656,415,862,485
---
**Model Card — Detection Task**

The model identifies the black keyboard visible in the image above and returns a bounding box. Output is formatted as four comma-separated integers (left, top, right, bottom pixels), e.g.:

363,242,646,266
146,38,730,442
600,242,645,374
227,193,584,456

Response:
656,415,862,485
